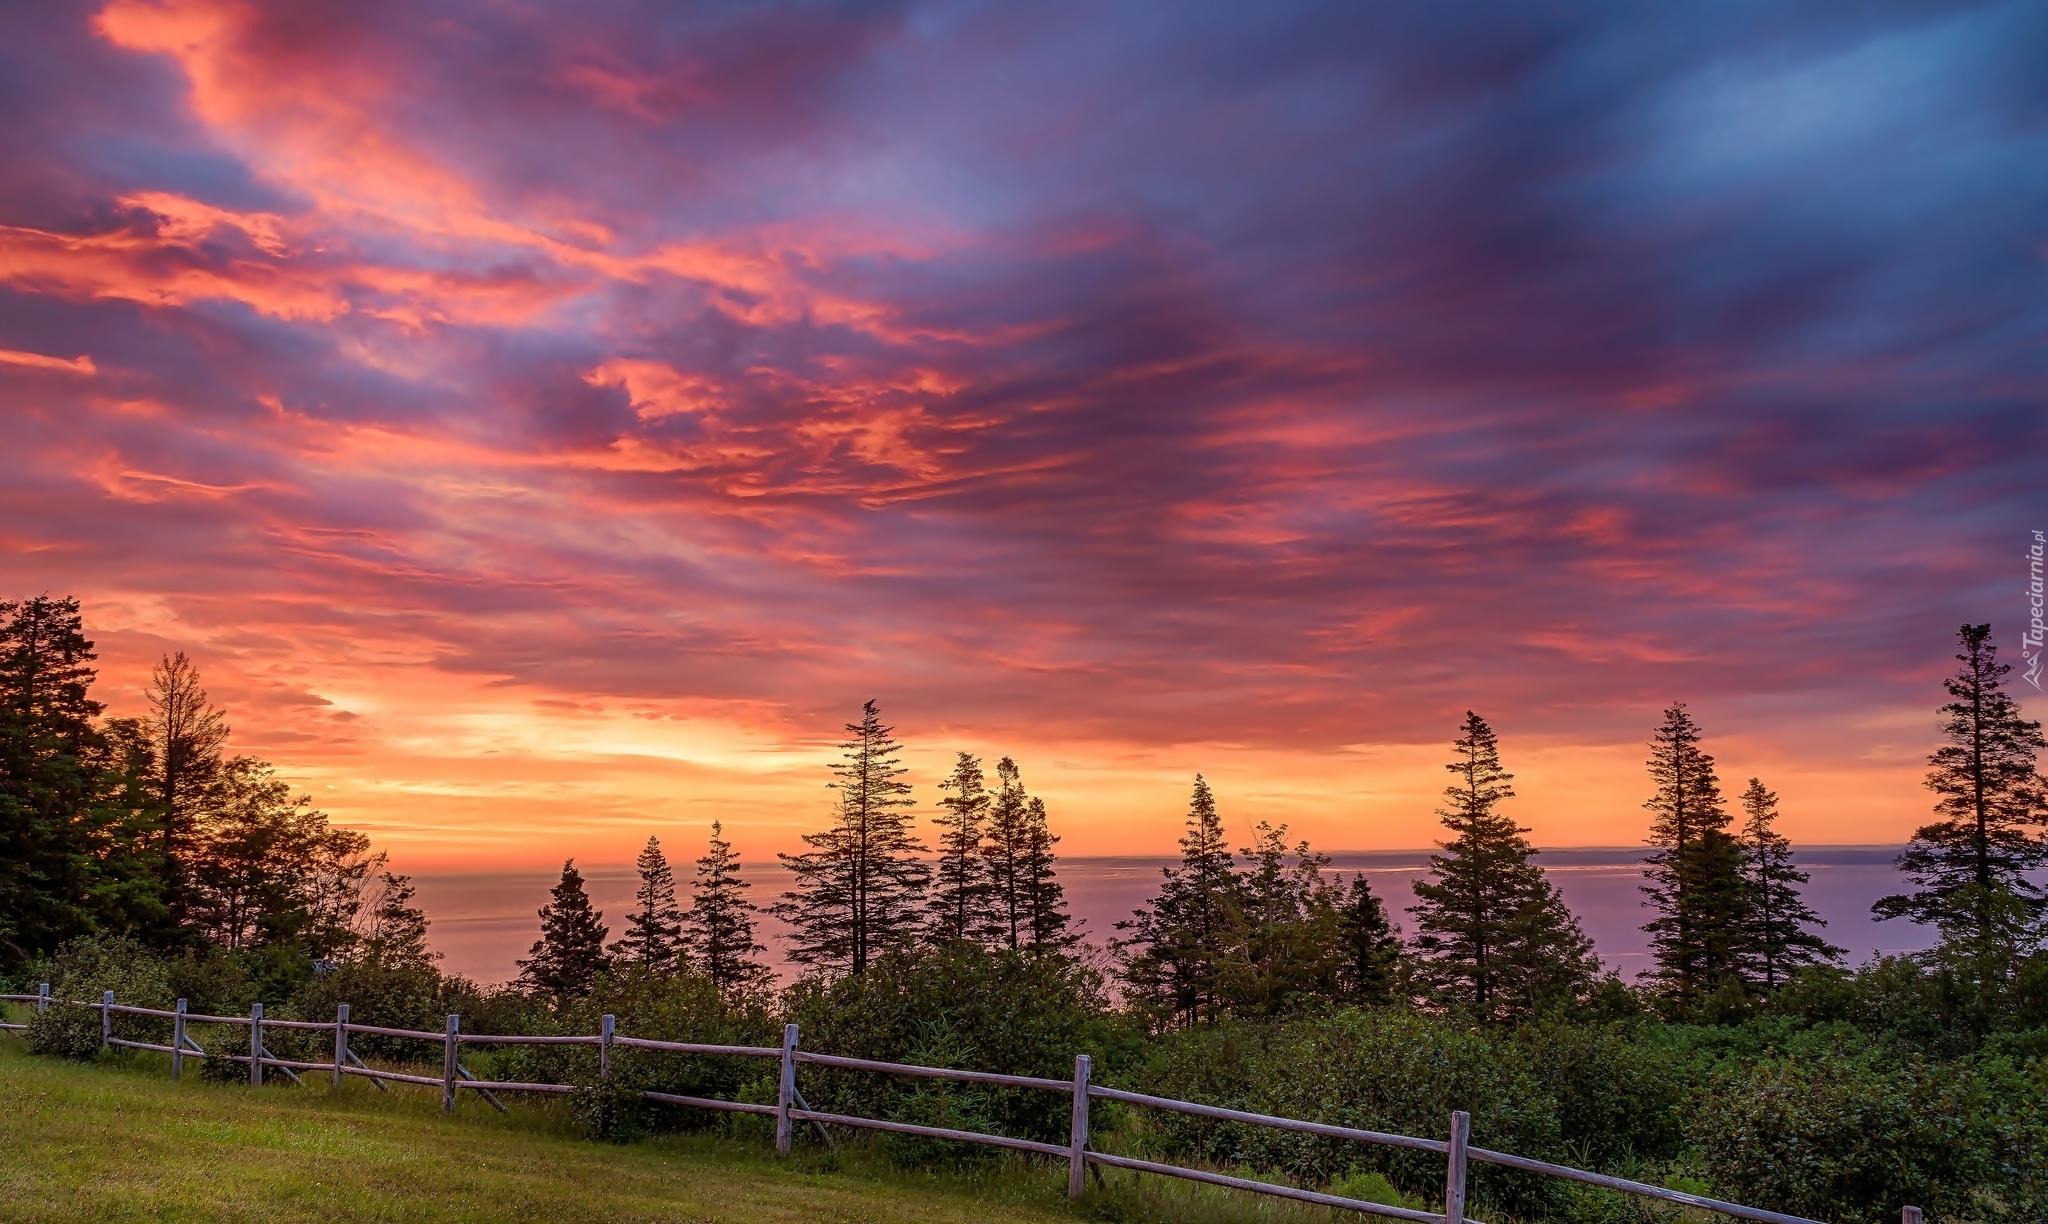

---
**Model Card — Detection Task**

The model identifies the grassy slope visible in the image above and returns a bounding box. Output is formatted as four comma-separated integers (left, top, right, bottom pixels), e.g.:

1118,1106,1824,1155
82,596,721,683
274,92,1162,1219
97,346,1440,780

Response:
0,1039,1087,1224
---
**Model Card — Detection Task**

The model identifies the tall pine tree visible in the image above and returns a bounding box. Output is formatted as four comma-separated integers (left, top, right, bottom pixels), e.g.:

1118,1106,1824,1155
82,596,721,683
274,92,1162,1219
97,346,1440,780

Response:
684,822,768,993
927,751,991,942
1875,624,2048,976
145,652,229,927
1737,779,1839,990
984,757,1032,949
611,836,685,972
1019,795,1074,950
1641,703,1745,1010
0,596,107,958
1409,712,1595,1021
774,701,929,975
1118,775,1239,1027
1335,873,1403,1006
518,860,611,1001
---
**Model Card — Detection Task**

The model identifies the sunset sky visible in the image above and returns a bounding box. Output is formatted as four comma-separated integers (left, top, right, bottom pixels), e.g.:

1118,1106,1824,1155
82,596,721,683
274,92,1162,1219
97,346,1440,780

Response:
2,1,2043,876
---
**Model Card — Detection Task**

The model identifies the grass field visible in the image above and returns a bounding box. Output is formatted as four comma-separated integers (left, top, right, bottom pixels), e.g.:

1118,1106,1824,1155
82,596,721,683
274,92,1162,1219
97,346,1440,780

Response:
0,1036,1102,1224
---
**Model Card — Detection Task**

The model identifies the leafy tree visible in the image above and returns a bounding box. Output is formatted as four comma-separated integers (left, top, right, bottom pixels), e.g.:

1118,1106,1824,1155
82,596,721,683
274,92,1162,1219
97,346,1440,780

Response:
1410,712,1595,1020
611,836,685,973
518,859,611,1001
1334,873,1404,1005
774,700,930,975
683,821,768,993
1875,624,2048,980
1737,778,1840,990
355,870,435,968
927,751,992,942
187,756,377,955
0,595,108,958
1641,702,1741,1009
144,651,229,925
1221,821,1344,1016
1118,775,1240,1027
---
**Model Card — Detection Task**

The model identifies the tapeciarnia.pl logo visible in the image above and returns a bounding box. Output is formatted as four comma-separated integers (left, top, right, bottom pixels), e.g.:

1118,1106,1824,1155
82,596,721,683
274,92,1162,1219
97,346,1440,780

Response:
2026,529,2045,692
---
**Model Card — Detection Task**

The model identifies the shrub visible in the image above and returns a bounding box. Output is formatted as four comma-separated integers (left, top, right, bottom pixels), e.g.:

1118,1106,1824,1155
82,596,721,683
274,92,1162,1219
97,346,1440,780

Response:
25,935,173,1060
783,943,1115,1152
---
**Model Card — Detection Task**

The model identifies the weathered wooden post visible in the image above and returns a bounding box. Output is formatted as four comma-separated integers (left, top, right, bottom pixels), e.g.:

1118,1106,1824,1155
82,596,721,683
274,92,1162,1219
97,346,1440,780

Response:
600,1014,615,1081
775,1023,798,1158
172,1000,187,1080
332,1003,349,1094
249,1002,264,1087
1068,1053,1093,1199
442,1014,460,1114
1445,1110,1470,1224
1902,1208,1924,1224
37,982,48,1013
100,990,113,1050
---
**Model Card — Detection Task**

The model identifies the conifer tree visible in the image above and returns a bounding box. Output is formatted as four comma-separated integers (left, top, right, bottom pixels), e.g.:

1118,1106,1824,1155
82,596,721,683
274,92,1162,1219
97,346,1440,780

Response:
983,757,1032,949
1410,712,1595,1020
774,700,930,975
1019,795,1075,950
518,860,611,1001
611,836,685,973
145,652,229,924
1334,873,1403,1005
684,821,768,993
1737,779,1840,990
0,595,107,957
1118,775,1239,1027
927,751,992,942
1874,624,2048,974
1640,702,1743,1009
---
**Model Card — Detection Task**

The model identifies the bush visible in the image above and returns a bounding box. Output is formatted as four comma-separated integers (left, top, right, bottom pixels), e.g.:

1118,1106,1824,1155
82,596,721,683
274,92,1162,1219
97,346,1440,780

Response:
783,943,1117,1156
25,935,173,1060
1511,1018,1688,1168
1133,1008,1561,1216
1686,1052,1995,1223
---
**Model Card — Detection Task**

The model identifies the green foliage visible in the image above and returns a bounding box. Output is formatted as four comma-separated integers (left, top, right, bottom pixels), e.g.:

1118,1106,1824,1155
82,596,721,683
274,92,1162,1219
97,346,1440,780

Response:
1510,1019,1689,1168
25,934,173,1059
517,860,612,1003
786,941,1116,1147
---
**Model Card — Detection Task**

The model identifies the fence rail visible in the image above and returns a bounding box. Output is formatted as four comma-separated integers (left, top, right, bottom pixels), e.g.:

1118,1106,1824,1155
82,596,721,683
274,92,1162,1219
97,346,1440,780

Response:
0,988,1923,1224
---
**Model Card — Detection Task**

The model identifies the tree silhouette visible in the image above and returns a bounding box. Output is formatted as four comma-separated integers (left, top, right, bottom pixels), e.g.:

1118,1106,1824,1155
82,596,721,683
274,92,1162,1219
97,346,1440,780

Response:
518,860,610,1001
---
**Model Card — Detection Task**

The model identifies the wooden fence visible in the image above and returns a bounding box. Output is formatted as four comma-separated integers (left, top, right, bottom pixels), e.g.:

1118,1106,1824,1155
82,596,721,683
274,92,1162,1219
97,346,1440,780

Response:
1,988,1925,1224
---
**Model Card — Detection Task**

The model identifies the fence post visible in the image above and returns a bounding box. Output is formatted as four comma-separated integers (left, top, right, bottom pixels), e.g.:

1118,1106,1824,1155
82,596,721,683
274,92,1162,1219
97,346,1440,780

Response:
37,982,49,1013
101,990,113,1050
333,1003,349,1094
1902,1209,1924,1224
442,1014,460,1115
775,1022,798,1158
1068,1053,1093,1199
1445,1110,1470,1224
600,1013,615,1081
249,1003,264,1088
172,999,186,1080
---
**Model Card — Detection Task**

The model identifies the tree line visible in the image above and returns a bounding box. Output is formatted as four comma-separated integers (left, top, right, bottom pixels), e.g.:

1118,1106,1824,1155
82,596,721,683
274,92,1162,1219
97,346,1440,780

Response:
0,596,429,974
515,700,1077,1001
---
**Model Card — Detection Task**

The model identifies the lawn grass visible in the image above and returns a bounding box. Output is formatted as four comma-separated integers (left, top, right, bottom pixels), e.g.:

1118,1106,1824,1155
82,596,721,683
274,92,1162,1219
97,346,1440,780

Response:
0,1035,1095,1224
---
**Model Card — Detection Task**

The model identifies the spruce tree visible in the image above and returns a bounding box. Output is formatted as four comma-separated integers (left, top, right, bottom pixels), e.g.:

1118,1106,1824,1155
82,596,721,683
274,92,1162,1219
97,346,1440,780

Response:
1117,775,1239,1027
1640,702,1742,1009
927,751,992,942
517,860,611,1001
1410,712,1595,1021
773,700,930,975
145,652,229,926
1019,795,1074,950
684,821,767,993
1874,624,2048,975
1334,873,1403,1005
983,757,1032,949
1737,779,1840,990
0,595,106,958
611,836,685,973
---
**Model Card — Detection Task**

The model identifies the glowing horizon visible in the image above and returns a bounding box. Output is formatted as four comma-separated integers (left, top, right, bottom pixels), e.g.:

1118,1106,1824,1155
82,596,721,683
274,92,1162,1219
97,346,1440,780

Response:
3,2,2040,877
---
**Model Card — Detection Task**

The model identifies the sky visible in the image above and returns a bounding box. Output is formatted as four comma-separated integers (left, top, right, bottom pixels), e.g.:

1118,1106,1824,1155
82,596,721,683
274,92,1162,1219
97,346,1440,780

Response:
1,1,2044,878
